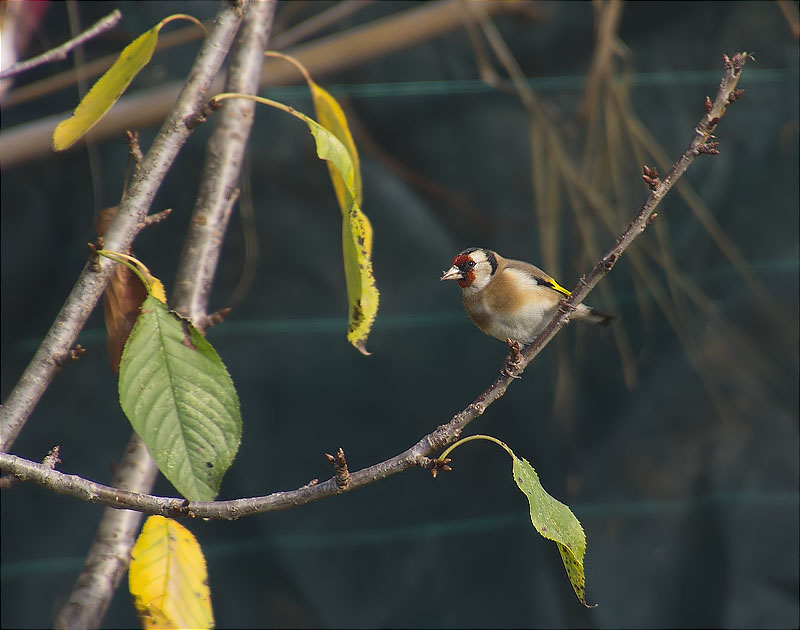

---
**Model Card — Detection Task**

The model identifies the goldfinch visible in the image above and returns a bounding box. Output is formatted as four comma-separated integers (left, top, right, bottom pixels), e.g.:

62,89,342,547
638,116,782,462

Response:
441,247,616,344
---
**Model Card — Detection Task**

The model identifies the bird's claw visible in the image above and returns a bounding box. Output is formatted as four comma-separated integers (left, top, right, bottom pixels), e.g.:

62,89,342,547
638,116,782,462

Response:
502,338,523,378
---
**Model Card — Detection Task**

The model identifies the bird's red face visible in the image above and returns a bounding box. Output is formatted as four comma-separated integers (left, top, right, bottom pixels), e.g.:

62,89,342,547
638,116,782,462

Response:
441,253,477,288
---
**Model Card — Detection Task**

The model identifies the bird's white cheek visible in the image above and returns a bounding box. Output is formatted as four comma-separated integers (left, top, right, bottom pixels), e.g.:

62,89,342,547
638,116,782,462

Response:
464,274,492,293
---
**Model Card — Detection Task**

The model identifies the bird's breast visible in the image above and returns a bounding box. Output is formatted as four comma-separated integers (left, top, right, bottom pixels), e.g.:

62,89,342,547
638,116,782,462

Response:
463,284,560,344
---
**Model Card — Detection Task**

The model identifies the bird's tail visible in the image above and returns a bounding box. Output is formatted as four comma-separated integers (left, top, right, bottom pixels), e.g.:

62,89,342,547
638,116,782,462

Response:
575,304,617,327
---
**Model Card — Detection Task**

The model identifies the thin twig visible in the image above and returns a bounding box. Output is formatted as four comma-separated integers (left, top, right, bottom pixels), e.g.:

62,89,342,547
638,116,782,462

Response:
0,445,59,489
0,9,122,81
513,53,752,372
326,448,351,490
0,0,516,169
141,208,173,227
1,18,212,108
0,1,366,108
0,52,749,520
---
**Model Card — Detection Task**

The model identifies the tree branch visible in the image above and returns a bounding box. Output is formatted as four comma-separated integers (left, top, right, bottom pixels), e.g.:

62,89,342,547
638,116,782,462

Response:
0,9,122,81
512,52,751,374
49,3,276,628
52,434,159,630
173,0,275,324
0,1,248,452
0,0,517,169
0,52,749,522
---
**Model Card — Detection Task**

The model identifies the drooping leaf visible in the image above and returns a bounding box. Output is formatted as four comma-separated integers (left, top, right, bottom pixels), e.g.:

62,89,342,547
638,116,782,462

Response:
96,208,148,375
513,455,594,607
285,104,378,354
310,85,377,354
118,295,241,502
307,78,362,209
129,515,214,630
52,15,203,151
263,52,378,354
104,260,148,374
435,434,593,607
340,192,378,355
53,26,159,151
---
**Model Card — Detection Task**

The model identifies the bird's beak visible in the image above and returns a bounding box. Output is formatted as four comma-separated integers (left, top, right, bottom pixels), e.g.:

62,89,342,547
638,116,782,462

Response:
440,266,463,282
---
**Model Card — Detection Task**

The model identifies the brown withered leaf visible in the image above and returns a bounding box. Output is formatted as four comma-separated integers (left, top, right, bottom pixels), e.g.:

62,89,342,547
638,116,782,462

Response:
96,206,146,374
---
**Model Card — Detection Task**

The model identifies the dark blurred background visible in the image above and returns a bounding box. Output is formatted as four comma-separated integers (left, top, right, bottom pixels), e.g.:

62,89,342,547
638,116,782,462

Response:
1,1,798,628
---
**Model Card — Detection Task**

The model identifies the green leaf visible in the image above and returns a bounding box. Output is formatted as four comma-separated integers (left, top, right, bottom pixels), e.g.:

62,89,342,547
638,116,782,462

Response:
513,455,594,607
53,25,160,151
435,434,593,607
119,295,241,501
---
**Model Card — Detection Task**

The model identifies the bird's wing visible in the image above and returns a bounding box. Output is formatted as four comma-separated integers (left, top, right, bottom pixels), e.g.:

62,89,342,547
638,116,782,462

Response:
504,259,572,297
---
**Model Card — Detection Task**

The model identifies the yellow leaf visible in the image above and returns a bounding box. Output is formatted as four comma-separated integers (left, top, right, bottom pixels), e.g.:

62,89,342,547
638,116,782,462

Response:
303,114,377,354
129,516,214,630
149,276,168,304
53,25,159,151
306,80,376,353
262,52,378,354
52,14,204,151
308,82,362,210
341,205,377,354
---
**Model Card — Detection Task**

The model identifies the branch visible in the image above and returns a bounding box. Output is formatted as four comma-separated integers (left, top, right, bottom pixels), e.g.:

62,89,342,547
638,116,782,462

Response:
0,52,750,520
0,444,59,489
51,3,276,629
52,435,159,630
0,0,367,110
0,1,248,452
0,9,122,81
0,0,517,169
513,52,751,373
173,0,275,324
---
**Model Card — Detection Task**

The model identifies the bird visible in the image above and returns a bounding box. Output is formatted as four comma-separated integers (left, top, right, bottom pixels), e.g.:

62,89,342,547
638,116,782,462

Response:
441,247,616,345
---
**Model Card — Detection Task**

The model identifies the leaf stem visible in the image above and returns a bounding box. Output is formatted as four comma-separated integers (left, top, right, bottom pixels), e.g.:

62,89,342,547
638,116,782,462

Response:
437,434,515,463
95,250,152,295
264,50,312,84
211,92,305,122
157,14,208,36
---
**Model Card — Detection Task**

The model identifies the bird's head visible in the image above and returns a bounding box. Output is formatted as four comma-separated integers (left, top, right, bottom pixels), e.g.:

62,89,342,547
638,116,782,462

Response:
440,247,498,291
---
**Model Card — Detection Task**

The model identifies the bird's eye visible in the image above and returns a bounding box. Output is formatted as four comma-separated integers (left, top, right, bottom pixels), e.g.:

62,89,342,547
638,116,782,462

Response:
464,260,476,270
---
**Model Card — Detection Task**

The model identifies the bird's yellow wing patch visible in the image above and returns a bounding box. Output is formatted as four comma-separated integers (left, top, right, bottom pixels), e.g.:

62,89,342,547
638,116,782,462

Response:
536,275,571,297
